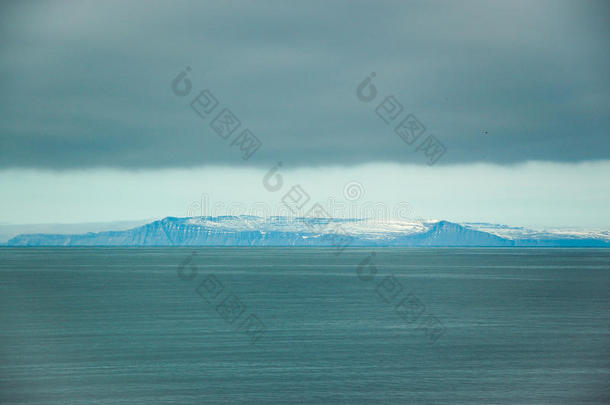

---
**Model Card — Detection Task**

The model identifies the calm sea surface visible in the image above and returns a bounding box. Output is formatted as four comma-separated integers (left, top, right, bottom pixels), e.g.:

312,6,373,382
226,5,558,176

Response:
1,248,609,404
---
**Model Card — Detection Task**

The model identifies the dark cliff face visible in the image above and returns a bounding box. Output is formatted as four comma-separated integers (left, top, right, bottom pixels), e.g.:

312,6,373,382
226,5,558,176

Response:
6,217,610,247
393,221,512,246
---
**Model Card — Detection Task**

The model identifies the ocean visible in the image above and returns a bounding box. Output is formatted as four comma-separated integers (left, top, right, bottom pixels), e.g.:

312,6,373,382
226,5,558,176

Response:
1,247,609,404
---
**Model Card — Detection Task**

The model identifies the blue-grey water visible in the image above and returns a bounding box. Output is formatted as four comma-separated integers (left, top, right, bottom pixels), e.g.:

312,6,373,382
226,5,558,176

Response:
1,248,609,404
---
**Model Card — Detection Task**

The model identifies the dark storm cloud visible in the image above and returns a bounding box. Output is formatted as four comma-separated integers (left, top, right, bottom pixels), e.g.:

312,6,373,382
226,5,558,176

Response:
0,0,609,169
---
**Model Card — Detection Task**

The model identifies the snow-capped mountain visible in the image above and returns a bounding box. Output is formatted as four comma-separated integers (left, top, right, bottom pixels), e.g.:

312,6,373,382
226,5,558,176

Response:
6,216,610,247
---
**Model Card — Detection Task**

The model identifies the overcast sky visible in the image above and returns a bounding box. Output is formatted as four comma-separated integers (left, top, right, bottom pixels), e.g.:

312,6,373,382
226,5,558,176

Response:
0,0,608,228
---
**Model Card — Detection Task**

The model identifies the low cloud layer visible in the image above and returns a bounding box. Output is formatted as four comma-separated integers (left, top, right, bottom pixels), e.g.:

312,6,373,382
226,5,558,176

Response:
1,0,609,168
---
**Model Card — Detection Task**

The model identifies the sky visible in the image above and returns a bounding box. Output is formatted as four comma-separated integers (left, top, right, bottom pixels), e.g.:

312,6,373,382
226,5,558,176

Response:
0,0,609,229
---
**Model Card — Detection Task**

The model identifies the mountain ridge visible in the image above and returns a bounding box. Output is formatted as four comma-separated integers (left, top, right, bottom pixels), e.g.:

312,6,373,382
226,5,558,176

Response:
6,216,610,247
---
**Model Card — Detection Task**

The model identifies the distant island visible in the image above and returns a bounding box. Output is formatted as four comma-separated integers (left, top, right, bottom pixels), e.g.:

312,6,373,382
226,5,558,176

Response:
5,216,610,247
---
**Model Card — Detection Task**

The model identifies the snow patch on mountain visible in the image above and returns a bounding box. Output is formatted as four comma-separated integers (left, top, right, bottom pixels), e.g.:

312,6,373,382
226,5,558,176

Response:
461,222,610,242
